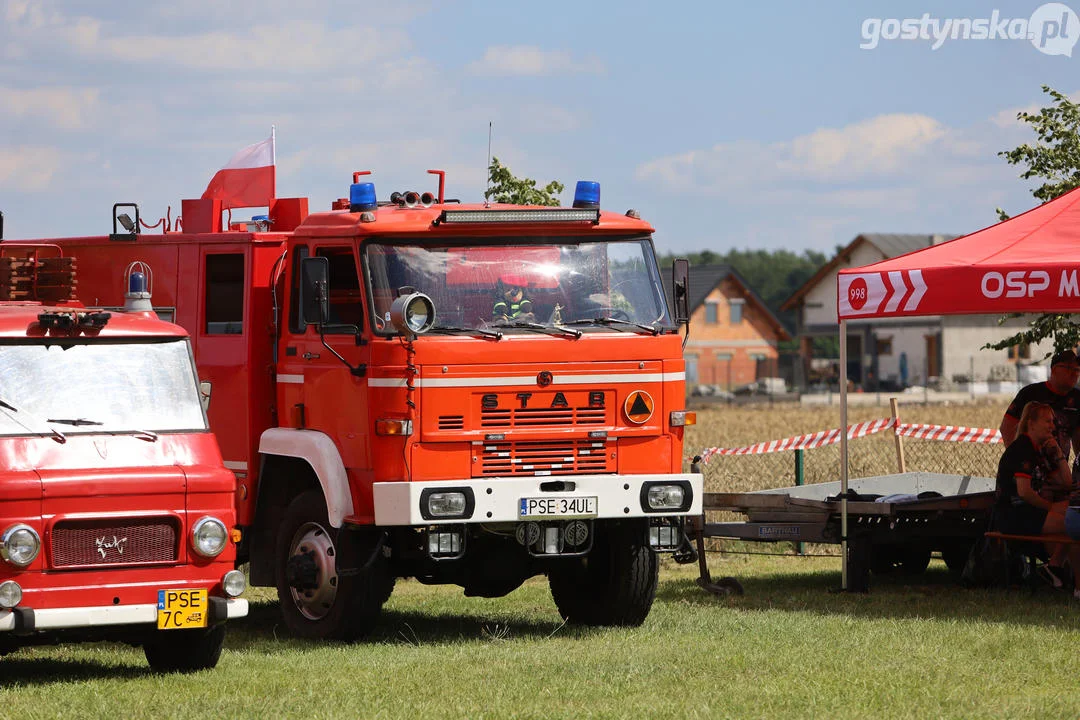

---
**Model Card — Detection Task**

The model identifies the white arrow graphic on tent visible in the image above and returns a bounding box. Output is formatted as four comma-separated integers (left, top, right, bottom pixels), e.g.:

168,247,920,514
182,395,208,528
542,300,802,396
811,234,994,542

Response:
883,271,909,314
903,270,926,311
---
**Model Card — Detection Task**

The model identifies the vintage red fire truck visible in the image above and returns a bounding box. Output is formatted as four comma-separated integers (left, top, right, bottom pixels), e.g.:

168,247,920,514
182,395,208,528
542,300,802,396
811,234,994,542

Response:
0,248,248,670
8,173,701,639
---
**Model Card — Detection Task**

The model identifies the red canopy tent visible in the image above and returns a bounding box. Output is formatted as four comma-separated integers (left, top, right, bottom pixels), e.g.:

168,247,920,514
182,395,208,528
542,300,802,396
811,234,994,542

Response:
830,185,1080,589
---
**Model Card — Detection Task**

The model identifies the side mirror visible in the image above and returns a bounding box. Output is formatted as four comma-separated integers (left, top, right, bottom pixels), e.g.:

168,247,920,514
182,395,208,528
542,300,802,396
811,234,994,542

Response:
299,256,330,326
199,381,212,413
672,258,690,325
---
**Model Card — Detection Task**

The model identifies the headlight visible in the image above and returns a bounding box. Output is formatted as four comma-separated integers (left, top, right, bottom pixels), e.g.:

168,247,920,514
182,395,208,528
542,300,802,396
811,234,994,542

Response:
648,485,685,509
191,516,228,558
0,580,22,608
428,492,467,517
420,488,474,520
222,569,247,598
1,524,40,568
640,481,693,513
390,292,436,339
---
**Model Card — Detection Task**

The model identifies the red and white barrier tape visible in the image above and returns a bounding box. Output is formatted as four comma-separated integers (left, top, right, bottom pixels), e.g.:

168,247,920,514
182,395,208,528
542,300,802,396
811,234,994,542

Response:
896,423,1001,444
700,417,895,462
699,419,1001,462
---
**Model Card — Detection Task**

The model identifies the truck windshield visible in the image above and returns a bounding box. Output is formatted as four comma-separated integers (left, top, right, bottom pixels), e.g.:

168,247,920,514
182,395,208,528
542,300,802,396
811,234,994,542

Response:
0,338,207,436
364,236,672,334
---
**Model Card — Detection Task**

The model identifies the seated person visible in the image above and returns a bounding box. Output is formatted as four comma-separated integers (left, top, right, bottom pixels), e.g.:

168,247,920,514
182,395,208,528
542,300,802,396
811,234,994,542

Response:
995,400,1080,594
492,279,535,323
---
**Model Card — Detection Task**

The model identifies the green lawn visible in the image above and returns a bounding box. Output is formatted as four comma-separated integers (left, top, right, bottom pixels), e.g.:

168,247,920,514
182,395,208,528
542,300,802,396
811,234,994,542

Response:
4,555,1080,719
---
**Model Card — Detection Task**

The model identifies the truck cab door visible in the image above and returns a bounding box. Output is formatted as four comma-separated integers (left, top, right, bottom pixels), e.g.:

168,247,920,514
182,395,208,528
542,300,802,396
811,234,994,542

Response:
279,243,371,471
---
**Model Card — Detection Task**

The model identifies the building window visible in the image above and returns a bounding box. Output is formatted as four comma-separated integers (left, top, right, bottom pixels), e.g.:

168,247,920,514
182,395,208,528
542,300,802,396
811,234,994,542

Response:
730,299,745,324
1008,343,1031,360
876,337,893,356
716,352,733,361
205,253,244,334
705,302,718,324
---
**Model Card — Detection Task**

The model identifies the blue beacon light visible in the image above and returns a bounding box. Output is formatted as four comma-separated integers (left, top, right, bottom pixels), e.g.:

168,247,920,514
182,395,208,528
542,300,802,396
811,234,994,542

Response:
572,181,600,209
350,182,378,212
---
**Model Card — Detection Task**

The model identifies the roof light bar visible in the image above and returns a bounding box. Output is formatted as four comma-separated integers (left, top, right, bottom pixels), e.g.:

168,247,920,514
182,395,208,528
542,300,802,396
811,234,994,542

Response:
435,208,600,225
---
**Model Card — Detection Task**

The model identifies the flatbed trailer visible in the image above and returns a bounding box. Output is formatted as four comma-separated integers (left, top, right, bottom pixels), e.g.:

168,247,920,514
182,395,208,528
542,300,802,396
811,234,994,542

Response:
696,472,996,591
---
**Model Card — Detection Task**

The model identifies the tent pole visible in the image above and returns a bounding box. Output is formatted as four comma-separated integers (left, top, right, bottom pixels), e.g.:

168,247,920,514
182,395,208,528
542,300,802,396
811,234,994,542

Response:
839,320,849,591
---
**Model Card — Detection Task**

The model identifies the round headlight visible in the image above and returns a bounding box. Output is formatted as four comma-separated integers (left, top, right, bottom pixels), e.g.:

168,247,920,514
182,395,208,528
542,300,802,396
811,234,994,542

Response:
191,516,228,558
389,292,436,339
0,580,22,608
1,524,40,568
222,569,247,598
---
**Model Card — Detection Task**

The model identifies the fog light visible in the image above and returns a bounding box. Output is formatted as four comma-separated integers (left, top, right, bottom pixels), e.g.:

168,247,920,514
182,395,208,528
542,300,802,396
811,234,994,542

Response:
647,485,685,510
1,524,40,568
222,570,247,598
427,527,464,558
428,492,467,517
191,516,228,558
0,580,22,608
544,526,562,554
649,524,679,549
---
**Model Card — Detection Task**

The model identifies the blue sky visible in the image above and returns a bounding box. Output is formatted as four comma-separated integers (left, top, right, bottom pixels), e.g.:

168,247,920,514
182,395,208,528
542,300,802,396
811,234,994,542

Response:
2,0,1078,255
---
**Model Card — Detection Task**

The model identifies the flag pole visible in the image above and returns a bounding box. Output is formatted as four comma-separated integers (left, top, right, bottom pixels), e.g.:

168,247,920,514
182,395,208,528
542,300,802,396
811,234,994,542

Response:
271,125,277,198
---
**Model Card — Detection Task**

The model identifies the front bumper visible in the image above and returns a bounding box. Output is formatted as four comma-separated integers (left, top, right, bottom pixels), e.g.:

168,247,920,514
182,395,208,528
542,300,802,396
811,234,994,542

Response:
372,473,703,526
0,597,248,633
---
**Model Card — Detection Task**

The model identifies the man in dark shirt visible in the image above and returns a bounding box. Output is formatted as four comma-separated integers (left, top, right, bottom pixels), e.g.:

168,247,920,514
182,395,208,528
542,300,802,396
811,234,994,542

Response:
1000,349,1080,458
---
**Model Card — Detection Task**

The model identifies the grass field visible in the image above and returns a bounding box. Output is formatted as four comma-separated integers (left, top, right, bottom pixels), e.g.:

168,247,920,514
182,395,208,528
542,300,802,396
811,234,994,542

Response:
4,402,1064,719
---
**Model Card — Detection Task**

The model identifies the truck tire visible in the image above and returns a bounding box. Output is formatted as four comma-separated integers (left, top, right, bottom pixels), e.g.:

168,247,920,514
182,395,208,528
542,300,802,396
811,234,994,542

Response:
548,521,657,627
143,625,225,673
275,490,393,641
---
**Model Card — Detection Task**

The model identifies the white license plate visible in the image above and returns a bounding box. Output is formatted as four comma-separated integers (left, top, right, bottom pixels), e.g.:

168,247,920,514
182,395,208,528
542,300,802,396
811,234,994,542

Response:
519,496,597,519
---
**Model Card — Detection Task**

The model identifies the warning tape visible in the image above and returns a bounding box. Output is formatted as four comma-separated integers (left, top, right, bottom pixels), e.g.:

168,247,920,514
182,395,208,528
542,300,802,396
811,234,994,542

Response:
896,423,1001,444
699,419,1001,463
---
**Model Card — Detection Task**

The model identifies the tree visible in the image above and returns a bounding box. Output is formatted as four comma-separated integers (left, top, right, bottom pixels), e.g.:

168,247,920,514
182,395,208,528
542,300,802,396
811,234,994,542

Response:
484,156,565,206
986,85,1080,357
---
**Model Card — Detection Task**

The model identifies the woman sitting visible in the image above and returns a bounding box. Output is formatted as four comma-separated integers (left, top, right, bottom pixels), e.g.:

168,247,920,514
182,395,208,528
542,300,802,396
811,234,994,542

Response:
995,400,1080,595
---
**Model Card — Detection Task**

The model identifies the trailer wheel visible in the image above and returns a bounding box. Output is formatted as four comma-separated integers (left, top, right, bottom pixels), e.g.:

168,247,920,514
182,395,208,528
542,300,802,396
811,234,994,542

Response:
548,521,657,627
275,490,392,641
941,540,974,577
143,625,225,673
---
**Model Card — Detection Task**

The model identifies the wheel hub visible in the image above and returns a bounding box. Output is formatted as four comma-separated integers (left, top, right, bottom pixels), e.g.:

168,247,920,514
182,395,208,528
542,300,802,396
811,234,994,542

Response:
286,522,338,621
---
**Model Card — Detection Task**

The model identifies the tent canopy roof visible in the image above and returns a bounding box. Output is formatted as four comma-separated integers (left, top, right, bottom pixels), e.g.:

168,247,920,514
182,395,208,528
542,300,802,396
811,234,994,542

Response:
837,185,1080,320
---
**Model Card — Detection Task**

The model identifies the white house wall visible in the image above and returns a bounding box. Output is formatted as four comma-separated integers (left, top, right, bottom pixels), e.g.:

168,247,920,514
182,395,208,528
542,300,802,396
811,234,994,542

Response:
940,315,1053,382
870,323,936,386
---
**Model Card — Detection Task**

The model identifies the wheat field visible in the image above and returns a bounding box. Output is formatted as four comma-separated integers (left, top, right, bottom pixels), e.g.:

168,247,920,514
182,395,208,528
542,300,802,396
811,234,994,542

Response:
685,399,1005,494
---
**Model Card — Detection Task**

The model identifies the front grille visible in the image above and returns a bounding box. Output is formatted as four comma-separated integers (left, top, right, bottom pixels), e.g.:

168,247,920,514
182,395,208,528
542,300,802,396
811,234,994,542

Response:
480,406,606,429
51,517,179,568
477,439,613,476
438,415,465,430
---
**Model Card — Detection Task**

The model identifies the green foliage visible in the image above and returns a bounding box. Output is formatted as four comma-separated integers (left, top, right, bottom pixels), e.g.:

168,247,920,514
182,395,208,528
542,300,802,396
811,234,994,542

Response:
990,85,1080,354
484,156,565,206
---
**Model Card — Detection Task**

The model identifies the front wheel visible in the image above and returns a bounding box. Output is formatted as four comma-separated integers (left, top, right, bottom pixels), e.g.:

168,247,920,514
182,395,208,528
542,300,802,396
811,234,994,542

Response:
275,490,393,641
143,625,225,673
548,521,658,627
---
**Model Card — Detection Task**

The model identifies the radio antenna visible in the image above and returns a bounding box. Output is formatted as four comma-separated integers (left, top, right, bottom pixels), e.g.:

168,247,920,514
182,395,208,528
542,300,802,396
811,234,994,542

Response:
484,121,493,206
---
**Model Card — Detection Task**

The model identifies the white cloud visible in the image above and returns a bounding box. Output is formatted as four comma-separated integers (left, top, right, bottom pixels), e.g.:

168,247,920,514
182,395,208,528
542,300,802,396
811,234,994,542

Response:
0,87,101,130
467,46,604,76
990,89,1080,128
0,146,64,190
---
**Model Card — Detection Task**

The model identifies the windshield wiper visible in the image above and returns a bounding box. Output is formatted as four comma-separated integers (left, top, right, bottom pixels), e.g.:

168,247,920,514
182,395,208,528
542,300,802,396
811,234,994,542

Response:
46,417,105,426
500,321,582,339
563,317,661,335
111,428,159,443
0,398,67,443
428,325,503,341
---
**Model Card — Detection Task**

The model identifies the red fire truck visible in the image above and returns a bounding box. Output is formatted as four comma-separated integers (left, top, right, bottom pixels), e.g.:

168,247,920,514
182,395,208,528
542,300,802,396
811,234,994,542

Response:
6,174,700,640
0,249,247,670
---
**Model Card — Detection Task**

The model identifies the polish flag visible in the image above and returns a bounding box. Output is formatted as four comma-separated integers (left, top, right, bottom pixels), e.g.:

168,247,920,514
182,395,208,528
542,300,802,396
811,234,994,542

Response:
201,133,276,209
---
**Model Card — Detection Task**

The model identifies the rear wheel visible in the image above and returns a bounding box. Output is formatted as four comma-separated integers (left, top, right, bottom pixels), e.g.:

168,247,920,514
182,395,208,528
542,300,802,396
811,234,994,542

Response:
548,521,657,627
143,625,225,673
275,490,393,641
